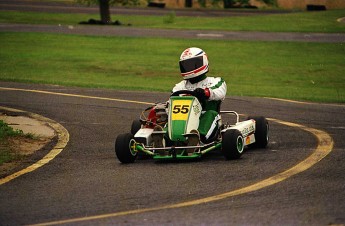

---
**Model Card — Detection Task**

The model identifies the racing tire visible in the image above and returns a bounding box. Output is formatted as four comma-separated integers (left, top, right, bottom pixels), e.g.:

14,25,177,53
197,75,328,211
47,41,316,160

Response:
247,116,269,149
131,119,142,135
221,129,244,160
115,133,137,163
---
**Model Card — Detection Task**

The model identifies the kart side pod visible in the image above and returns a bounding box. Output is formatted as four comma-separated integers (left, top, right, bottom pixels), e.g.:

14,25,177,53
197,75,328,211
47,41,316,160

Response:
220,111,256,147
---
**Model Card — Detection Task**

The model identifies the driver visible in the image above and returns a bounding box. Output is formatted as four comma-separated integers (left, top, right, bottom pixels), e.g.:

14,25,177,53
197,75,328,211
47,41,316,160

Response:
172,47,227,142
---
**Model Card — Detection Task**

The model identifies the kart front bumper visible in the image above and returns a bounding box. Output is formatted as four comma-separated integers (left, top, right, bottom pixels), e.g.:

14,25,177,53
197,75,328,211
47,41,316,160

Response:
131,140,222,160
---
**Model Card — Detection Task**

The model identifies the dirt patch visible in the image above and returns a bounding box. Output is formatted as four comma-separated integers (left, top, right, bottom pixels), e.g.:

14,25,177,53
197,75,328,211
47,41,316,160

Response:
0,136,52,177
8,136,51,156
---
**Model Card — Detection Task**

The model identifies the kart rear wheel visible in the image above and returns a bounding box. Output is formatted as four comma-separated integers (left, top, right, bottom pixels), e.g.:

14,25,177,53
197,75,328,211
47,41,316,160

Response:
131,119,142,135
115,133,137,163
222,129,244,160
248,116,269,148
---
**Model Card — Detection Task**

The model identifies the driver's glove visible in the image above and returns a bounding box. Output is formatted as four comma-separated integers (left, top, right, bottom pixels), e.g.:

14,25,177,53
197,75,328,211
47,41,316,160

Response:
194,88,210,100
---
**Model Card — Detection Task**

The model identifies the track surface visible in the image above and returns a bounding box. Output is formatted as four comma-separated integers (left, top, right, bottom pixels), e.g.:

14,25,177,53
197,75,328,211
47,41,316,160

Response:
0,82,344,225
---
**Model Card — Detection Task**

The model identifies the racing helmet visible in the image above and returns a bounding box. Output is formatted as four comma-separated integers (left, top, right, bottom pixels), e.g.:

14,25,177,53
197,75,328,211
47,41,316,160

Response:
179,47,209,80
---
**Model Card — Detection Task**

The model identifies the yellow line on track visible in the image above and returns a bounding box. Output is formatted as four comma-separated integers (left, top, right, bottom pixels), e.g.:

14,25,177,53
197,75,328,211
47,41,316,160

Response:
0,107,69,185
0,87,334,225
264,97,344,107
0,87,154,106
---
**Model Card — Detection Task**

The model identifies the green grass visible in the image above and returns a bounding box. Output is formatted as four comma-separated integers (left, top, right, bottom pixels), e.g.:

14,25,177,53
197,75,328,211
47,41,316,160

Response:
0,9,344,33
0,120,27,141
0,120,25,165
1,32,344,103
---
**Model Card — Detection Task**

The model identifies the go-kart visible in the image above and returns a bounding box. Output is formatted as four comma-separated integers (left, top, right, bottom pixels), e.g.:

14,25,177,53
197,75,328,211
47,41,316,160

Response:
115,90,269,163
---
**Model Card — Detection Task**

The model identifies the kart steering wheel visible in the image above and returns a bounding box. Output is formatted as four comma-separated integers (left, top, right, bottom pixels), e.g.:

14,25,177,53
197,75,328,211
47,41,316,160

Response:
170,90,197,97
170,90,206,105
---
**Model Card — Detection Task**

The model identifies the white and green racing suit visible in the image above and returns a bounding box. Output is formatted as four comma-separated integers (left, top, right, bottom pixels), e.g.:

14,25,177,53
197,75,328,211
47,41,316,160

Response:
172,76,227,141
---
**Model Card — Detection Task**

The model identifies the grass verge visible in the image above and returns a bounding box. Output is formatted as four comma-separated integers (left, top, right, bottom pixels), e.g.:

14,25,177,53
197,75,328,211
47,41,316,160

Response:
0,120,34,165
0,32,344,103
0,9,344,33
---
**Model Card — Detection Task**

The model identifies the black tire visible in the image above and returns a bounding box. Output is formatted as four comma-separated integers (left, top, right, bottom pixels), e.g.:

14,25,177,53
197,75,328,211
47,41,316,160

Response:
131,119,142,135
247,116,269,148
115,133,137,163
222,129,244,160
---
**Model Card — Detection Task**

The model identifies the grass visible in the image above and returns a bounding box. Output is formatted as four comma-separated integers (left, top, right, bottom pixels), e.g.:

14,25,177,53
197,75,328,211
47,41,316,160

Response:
0,7,344,103
0,9,345,33
0,120,30,165
1,32,344,103
0,120,37,140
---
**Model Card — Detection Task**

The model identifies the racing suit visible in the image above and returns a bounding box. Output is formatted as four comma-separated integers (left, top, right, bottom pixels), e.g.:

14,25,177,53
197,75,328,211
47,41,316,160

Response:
172,75,227,141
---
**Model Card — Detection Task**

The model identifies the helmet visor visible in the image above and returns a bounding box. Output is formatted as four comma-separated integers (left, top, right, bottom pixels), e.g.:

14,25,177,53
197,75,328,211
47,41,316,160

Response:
179,56,204,73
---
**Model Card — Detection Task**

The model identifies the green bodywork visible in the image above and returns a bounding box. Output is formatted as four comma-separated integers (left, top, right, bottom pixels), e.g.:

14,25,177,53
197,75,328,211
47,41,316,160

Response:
168,96,195,142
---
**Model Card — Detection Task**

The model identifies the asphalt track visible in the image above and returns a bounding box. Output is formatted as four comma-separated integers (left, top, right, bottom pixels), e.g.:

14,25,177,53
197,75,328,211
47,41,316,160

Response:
0,82,344,225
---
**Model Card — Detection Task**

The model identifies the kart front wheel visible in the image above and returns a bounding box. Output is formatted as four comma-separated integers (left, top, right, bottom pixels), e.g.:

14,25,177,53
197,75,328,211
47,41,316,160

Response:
115,133,137,163
222,129,244,160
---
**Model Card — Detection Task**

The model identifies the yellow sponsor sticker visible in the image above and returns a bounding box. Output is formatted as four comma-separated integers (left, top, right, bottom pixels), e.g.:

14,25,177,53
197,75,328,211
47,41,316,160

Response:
171,99,192,121
245,136,251,145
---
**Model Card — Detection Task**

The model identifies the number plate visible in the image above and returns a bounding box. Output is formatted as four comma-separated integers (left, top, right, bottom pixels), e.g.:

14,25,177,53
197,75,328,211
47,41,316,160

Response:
171,99,192,121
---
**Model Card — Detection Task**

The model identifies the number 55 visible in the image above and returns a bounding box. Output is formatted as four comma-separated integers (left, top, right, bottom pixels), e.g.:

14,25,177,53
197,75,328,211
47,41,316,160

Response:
173,105,189,114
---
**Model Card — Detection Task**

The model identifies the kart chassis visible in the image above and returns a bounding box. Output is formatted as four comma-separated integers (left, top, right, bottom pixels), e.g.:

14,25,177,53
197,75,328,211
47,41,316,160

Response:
115,90,268,163
131,111,255,160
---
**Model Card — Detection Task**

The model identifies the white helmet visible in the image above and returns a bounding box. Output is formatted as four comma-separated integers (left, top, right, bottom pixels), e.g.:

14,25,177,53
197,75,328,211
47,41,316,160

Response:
179,47,209,80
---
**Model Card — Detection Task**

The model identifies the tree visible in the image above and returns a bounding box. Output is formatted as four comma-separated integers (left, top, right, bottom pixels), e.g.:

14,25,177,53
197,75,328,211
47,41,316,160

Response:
77,0,140,24
185,0,193,7
223,0,233,8
99,0,111,24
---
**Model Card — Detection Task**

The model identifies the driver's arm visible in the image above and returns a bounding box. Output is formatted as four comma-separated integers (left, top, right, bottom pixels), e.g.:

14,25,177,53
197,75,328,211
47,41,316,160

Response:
208,78,227,101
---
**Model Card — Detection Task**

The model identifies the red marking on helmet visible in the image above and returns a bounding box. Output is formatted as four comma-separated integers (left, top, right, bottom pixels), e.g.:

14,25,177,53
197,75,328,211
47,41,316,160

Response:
181,48,191,59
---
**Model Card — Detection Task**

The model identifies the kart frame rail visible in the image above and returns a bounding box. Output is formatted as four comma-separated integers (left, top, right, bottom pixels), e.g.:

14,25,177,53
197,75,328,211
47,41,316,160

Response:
131,139,222,156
